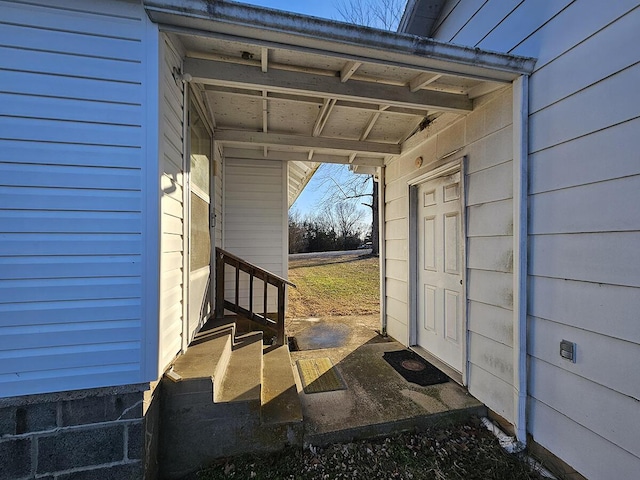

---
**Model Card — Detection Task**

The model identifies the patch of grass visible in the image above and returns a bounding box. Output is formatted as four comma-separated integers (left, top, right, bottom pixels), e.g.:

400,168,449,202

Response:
288,253,379,317
196,419,545,480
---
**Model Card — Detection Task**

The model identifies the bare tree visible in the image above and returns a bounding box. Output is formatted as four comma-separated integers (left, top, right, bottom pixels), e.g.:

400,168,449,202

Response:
330,201,365,239
313,163,379,255
334,0,406,30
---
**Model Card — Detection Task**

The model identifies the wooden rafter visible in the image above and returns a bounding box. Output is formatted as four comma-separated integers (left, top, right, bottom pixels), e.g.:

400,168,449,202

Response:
312,98,337,137
409,73,442,92
340,61,362,82
261,47,269,73
360,105,390,141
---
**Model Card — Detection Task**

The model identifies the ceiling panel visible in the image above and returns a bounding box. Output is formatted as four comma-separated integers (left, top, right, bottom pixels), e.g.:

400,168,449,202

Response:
267,99,318,135
207,92,262,130
367,112,422,143
320,107,373,140
355,63,418,85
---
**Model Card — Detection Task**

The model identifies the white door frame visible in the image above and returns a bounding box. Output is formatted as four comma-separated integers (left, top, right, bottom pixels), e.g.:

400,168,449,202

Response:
182,87,216,351
407,157,468,386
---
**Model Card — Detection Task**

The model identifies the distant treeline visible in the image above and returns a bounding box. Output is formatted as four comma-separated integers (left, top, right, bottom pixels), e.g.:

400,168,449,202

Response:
288,202,369,254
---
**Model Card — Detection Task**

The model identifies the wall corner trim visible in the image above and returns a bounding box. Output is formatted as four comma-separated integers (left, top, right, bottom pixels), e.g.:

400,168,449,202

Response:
512,74,529,445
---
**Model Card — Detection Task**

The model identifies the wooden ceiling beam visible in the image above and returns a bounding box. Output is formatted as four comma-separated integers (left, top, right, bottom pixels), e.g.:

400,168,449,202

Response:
203,85,429,116
186,58,472,113
216,129,400,155
223,147,385,166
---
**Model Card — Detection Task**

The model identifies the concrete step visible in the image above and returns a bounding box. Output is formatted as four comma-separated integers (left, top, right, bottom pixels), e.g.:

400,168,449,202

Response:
160,324,303,478
217,331,263,409
261,344,303,426
163,320,234,404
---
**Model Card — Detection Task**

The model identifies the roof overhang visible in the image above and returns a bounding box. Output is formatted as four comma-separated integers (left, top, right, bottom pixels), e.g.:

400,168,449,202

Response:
143,1,536,205
145,0,535,80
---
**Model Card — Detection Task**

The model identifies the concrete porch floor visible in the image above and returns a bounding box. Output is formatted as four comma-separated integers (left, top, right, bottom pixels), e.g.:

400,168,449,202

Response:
286,315,486,447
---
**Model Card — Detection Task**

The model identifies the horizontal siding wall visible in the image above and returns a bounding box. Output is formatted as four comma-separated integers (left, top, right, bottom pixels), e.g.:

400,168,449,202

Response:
0,0,159,397
223,158,286,313
159,35,185,372
384,88,515,420
431,1,640,477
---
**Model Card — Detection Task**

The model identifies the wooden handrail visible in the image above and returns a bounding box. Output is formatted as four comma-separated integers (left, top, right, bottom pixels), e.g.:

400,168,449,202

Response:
215,248,295,287
215,247,295,345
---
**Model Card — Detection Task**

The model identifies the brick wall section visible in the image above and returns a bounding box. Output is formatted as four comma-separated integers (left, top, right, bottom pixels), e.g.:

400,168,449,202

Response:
0,387,148,480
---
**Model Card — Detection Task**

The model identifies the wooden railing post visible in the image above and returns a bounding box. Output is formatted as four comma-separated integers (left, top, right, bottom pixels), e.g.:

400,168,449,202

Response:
277,284,285,346
263,279,268,321
234,262,240,308
249,273,254,313
215,250,225,319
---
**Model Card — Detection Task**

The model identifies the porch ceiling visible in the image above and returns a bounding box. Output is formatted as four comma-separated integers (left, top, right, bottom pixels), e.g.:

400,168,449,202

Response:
144,0,535,205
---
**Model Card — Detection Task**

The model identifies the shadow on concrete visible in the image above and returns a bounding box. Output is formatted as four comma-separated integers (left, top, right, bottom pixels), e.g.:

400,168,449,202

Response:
285,315,485,446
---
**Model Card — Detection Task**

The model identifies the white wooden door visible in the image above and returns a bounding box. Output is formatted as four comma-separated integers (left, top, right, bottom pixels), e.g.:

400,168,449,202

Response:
416,171,464,372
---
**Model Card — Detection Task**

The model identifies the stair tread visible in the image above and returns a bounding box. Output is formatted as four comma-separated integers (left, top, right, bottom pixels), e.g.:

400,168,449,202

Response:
170,321,234,382
217,331,263,404
261,345,303,425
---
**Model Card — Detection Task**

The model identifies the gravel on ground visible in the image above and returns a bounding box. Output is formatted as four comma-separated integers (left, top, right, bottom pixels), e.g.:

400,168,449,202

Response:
196,418,545,480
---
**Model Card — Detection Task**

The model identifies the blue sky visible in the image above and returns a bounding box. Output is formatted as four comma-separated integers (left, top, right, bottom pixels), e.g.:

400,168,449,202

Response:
290,172,325,218
292,164,361,219
243,1,340,21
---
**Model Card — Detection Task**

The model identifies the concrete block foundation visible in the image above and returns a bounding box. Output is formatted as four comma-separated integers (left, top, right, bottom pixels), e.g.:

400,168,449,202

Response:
0,383,159,480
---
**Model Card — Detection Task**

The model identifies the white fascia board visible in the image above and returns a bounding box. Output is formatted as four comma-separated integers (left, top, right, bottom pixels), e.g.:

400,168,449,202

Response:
143,0,536,82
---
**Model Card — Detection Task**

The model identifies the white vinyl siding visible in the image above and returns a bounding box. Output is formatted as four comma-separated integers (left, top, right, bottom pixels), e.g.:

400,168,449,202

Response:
0,0,159,397
431,2,640,477
384,88,516,419
223,159,287,313
159,35,185,371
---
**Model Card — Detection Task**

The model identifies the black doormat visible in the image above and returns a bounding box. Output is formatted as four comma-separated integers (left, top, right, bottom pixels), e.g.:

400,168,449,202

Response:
383,350,449,387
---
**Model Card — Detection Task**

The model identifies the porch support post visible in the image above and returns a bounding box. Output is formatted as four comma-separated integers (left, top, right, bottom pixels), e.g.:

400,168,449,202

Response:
378,165,387,336
512,74,529,446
